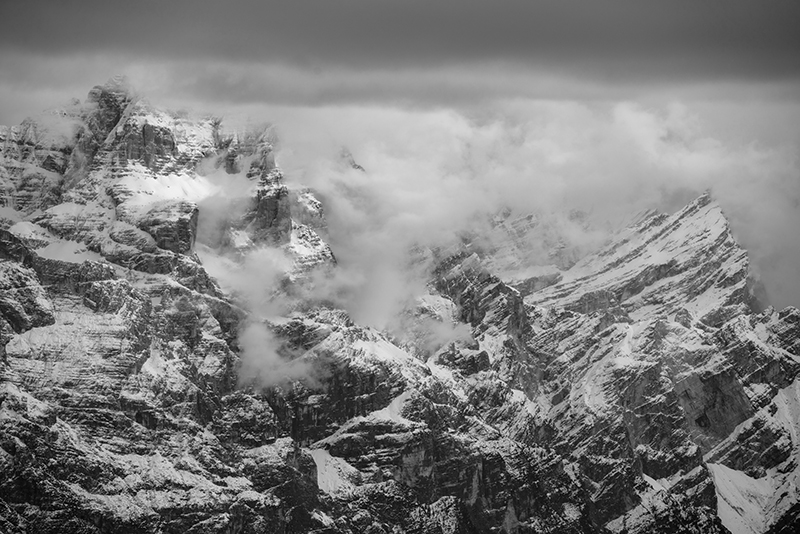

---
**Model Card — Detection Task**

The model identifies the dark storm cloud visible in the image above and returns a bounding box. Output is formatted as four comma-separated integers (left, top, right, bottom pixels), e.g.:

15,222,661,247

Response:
2,0,799,84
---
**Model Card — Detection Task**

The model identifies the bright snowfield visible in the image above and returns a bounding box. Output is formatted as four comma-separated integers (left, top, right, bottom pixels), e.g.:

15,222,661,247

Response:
1,79,800,533
706,378,800,534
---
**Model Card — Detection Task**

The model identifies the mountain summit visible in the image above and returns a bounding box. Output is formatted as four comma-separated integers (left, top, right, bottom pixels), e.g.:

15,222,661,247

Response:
1,81,799,534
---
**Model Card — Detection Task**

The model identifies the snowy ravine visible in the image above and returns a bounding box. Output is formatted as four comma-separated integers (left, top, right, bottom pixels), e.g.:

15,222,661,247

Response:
1,78,799,534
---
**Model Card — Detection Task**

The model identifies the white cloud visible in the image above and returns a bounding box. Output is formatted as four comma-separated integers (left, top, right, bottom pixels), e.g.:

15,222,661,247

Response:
2,52,797,311
270,100,800,310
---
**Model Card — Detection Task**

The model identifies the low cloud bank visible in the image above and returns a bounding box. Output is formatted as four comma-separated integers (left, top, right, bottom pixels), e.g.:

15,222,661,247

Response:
273,100,800,311
193,98,799,385
192,157,314,388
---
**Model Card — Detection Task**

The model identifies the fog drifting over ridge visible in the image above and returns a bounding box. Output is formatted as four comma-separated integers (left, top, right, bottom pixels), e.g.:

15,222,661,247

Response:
1,0,798,313
257,100,799,312
3,72,798,314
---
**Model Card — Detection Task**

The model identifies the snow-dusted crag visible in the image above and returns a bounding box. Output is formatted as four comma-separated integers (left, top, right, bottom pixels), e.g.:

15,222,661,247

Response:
2,80,799,534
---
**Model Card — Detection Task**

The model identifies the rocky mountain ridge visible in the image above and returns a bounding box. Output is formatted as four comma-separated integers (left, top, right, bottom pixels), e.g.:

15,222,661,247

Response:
1,79,799,534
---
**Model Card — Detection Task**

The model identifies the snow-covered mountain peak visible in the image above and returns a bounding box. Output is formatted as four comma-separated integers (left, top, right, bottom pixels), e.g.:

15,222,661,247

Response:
527,191,763,325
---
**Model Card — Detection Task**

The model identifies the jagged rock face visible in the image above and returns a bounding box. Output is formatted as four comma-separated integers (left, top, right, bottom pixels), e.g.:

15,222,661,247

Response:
2,81,800,534
510,194,800,532
527,193,765,320
243,179,292,246
135,200,199,254
0,117,72,214
0,240,55,360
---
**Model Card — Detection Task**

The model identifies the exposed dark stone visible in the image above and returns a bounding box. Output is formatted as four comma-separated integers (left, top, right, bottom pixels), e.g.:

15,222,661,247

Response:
137,201,199,254
118,122,177,170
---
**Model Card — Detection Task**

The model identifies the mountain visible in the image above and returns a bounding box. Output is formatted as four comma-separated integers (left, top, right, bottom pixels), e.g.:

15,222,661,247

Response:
1,79,799,534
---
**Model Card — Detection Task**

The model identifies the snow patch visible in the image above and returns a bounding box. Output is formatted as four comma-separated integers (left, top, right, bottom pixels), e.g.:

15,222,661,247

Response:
36,240,104,263
370,390,413,423
708,463,772,534
308,449,360,495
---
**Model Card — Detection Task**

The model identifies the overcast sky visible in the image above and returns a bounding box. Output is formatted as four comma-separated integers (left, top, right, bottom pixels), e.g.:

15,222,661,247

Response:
1,0,799,117
1,0,799,309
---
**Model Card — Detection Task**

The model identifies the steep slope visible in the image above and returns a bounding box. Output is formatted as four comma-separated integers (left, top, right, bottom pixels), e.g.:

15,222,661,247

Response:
517,194,800,532
1,80,799,534
0,79,340,533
